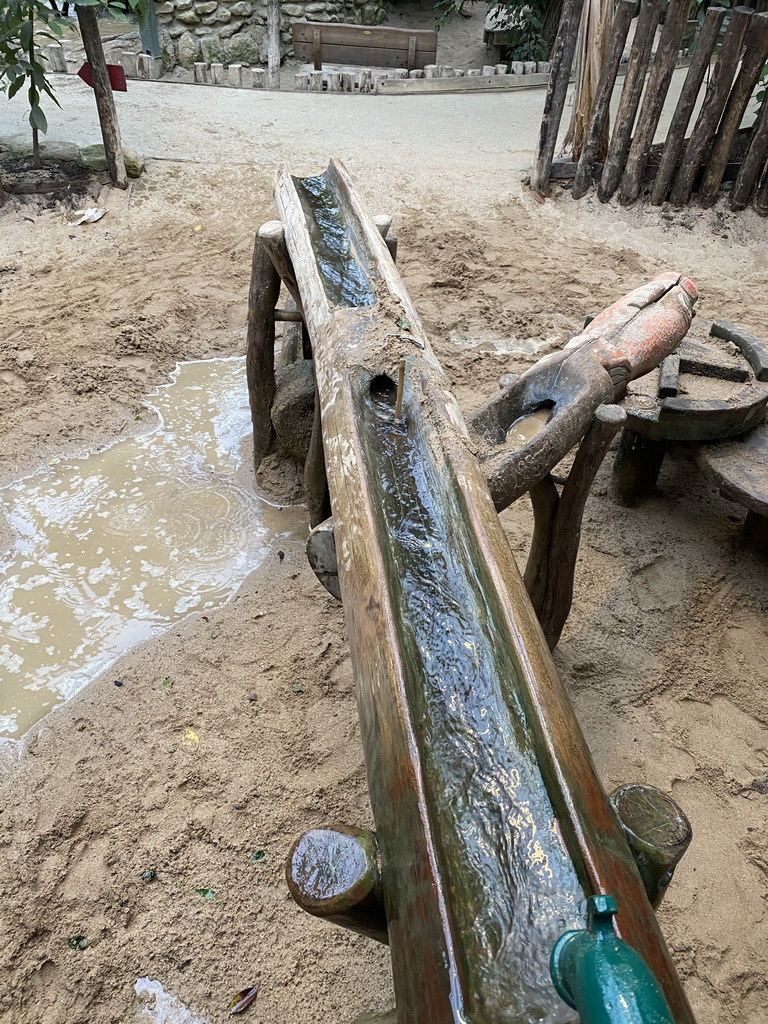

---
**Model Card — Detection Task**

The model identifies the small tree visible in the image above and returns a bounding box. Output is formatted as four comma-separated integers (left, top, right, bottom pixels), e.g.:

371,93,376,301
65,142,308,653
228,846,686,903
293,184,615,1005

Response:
0,0,67,168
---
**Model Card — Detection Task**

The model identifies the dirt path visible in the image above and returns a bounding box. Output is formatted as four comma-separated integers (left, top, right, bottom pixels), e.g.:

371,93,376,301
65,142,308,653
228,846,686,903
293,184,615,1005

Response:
0,162,766,1024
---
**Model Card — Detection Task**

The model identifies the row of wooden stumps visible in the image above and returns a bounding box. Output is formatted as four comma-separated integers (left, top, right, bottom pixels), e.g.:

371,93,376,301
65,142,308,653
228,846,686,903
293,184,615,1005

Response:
532,0,768,213
245,161,698,1023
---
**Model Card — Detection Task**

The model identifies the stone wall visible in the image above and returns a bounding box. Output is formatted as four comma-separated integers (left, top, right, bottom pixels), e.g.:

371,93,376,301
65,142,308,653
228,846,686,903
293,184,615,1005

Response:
156,0,388,70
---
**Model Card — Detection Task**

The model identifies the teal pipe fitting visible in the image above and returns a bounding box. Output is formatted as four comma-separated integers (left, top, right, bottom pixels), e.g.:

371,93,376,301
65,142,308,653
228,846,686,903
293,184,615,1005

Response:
550,895,676,1024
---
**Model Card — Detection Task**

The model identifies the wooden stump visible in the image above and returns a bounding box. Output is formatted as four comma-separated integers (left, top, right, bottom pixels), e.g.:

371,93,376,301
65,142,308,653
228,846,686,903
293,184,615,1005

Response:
245,235,281,470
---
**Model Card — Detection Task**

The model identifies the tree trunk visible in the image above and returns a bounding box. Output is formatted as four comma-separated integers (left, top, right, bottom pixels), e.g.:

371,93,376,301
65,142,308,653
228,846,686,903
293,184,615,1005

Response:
75,5,128,189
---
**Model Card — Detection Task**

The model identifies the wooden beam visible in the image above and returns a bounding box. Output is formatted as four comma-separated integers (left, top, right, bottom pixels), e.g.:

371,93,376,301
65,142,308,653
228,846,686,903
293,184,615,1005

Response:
572,0,638,200
267,0,281,88
619,0,692,205
530,0,586,193
74,5,127,190
669,6,753,208
597,0,662,203
274,158,696,1024
698,12,768,207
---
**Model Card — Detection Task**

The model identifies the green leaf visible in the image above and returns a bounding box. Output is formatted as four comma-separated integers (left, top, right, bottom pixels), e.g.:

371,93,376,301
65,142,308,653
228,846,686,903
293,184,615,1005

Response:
7,75,24,99
250,850,266,863
19,20,32,50
29,103,47,133
195,887,216,899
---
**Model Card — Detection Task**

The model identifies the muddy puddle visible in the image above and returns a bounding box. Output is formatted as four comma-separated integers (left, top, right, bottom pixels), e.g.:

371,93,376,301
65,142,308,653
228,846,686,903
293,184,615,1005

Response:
0,357,303,739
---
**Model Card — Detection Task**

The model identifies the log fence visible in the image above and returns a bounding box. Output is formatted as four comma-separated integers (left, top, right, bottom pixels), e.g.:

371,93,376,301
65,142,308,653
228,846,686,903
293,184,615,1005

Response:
534,0,768,214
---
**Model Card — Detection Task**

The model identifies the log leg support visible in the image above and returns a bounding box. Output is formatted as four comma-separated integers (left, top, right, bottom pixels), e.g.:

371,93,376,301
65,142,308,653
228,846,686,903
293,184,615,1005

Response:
246,234,282,471
524,404,626,649
610,784,692,909
744,509,768,554
285,824,389,944
612,427,667,506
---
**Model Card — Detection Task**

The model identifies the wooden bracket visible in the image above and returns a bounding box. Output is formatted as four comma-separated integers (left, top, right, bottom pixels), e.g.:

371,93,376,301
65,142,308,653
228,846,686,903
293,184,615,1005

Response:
407,34,417,71
313,27,322,70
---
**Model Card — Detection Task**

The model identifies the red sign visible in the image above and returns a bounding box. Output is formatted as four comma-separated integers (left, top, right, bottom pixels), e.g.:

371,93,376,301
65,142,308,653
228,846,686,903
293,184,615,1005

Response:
77,62,128,92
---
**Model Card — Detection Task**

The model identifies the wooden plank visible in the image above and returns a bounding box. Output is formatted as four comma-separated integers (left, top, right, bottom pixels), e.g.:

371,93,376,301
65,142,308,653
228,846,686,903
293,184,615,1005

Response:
530,0,586,194
295,41,437,70
651,5,727,206
669,6,753,208
619,0,692,205
698,12,768,206
292,21,437,48
274,157,697,1024
731,91,768,209
597,0,662,203
572,0,638,200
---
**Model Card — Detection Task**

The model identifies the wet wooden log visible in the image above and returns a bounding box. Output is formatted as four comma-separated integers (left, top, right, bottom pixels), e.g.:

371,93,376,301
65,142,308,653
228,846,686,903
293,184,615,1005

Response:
669,6,753,208
75,6,128,189
619,0,692,205
286,824,388,943
731,91,768,210
246,235,281,470
698,12,768,207
572,0,638,200
530,0,586,194
651,6,727,206
275,158,696,1024
610,785,692,909
525,404,626,648
597,0,662,203
257,220,303,313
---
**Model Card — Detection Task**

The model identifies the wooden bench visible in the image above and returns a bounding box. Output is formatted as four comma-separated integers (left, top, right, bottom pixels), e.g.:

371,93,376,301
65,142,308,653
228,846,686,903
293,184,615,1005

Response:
292,21,438,72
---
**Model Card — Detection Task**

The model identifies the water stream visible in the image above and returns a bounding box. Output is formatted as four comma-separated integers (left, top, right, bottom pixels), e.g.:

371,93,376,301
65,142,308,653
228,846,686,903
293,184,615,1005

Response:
0,357,301,738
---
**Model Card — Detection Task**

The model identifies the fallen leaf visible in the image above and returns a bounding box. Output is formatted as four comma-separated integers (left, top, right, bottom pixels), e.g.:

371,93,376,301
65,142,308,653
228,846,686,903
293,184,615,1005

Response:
229,985,260,1014
195,887,216,899
181,729,199,747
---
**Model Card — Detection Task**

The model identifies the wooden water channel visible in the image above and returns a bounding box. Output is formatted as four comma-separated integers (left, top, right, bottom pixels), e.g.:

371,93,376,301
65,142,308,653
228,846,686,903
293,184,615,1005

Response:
533,0,768,213
246,159,703,1023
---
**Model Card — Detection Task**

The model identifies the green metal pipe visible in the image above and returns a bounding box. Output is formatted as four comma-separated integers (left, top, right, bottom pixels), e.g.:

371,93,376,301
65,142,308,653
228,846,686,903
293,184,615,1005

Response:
550,895,676,1024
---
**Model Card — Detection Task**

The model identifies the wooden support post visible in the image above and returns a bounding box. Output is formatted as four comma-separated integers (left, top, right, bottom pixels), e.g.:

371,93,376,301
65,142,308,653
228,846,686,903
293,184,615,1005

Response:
286,825,388,943
210,62,224,86
650,6,727,206
597,0,662,203
658,354,680,398
744,509,768,553
619,0,692,205
698,12,768,207
193,61,208,84
304,375,330,528
612,426,667,505
267,0,281,89
525,405,626,649
46,43,67,73
342,71,356,91
754,158,768,215
327,70,341,92
610,785,692,909
669,6,753,208
251,68,265,89
74,5,127,190
228,63,243,88
731,91,768,210
530,0,586,194
572,0,637,200
257,220,303,313
246,234,281,471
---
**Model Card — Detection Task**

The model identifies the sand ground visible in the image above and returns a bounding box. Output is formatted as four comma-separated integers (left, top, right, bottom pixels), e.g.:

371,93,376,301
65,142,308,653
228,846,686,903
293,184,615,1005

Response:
0,86,767,1024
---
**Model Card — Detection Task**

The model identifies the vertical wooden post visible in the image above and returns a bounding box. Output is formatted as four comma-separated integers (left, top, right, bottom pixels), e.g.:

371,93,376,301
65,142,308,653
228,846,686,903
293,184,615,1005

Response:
246,234,281,470
597,0,662,203
669,6,753,208
619,0,691,205
75,5,128,190
530,0,587,195
755,159,768,215
698,12,768,207
267,0,281,90
572,0,638,200
650,6,727,206
731,91,768,210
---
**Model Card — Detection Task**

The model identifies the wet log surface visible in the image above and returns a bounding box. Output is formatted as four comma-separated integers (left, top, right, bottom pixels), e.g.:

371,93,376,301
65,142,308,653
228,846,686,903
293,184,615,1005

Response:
273,158,696,1024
